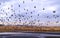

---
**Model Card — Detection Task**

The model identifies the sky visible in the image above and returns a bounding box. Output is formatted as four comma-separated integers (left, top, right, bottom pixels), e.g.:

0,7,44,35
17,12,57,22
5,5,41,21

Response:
0,0,60,26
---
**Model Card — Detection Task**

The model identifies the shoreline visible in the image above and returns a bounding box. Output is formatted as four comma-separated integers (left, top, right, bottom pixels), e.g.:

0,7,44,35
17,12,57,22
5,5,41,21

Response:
0,25,59,32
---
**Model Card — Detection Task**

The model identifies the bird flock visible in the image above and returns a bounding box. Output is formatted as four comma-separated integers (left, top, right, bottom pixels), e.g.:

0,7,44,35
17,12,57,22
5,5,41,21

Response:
0,0,60,26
